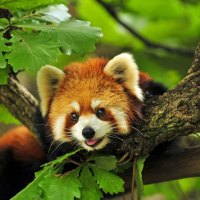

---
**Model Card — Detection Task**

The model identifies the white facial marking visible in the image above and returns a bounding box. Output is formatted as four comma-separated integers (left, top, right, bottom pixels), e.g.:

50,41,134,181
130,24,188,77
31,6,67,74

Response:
71,114,112,150
110,108,129,134
91,99,101,110
71,101,80,112
52,114,69,141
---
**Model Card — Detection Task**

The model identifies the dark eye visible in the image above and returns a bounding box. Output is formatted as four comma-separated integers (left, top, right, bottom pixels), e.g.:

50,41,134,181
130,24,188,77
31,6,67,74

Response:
70,112,79,122
96,108,106,118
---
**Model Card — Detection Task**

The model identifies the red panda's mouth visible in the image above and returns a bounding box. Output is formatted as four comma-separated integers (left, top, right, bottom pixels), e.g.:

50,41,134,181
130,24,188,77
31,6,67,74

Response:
85,138,103,147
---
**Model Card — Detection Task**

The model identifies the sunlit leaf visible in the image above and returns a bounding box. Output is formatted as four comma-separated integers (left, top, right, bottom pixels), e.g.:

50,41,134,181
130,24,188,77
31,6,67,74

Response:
36,4,71,24
0,0,65,12
79,166,103,200
6,31,59,72
91,166,124,195
14,19,102,55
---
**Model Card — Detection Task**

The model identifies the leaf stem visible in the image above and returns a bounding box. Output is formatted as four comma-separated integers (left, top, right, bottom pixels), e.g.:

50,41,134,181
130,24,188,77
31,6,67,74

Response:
131,157,136,200
67,158,81,166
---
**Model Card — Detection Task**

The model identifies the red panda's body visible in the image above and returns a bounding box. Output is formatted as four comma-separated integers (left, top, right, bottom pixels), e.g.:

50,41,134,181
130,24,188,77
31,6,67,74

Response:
0,53,166,199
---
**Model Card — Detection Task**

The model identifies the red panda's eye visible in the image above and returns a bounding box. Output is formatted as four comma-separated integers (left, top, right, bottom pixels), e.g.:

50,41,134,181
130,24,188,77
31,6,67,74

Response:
70,112,79,122
96,108,106,118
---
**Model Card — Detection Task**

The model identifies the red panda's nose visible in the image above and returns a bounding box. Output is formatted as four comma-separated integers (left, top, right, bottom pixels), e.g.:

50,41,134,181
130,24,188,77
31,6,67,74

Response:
82,127,95,139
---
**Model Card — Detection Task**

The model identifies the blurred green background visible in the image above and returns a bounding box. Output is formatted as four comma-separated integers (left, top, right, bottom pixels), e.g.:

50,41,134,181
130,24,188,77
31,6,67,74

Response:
67,0,200,89
1,0,200,199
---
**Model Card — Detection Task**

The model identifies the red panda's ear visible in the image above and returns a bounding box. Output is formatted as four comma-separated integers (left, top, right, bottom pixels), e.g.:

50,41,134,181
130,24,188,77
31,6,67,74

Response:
104,53,143,101
37,65,65,116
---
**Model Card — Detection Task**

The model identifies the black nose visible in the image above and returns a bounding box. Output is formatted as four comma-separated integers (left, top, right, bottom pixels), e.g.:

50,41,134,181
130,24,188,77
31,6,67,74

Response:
82,127,95,139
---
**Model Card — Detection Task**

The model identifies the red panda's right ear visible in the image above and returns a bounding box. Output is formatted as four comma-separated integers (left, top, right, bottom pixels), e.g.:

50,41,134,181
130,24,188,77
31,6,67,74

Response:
104,53,143,101
37,65,65,116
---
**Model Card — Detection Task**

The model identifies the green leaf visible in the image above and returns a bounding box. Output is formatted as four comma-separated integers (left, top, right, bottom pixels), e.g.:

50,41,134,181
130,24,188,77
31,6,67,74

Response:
39,167,82,200
14,19,102,55
0,18,9,29
42,148,82,167
0,0,66,12
11,167,51,200
114,161,132,174
0,104,20,124
79,166,103,200
0,68,8,85
6,31,60,72
91,166,124,195
135,158,146,200
36,4,71,24
12,149,81,200
0,33,10,69
89,155,117,171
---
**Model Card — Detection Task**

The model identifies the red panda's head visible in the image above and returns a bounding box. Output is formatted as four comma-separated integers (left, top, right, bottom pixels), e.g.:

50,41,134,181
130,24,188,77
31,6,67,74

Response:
37,53,143,151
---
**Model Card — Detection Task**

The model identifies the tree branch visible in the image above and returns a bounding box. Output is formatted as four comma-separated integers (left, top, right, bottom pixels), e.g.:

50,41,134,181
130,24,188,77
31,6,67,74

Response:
0,40,199,183
117,144,200,197
96,0,194,56
143,145,200,184
0,75,45,145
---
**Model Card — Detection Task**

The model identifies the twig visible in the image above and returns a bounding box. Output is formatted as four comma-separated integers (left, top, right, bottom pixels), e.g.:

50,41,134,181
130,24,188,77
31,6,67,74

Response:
131,158,136,200
96,0,194,56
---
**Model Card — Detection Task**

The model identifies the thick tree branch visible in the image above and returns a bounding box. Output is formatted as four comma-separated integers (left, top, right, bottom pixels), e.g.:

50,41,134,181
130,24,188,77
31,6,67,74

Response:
0,42,200,184
143,145,200,184
96,0,194,56
0,75,45,145
118,145,200,197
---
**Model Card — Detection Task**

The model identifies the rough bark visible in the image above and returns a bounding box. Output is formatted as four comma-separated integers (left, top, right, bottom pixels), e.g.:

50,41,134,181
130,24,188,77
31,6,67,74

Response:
122,42,200,157
0,75,44,144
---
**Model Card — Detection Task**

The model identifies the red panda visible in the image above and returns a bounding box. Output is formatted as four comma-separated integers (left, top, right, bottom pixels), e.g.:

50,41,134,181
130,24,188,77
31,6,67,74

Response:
0,53,166,199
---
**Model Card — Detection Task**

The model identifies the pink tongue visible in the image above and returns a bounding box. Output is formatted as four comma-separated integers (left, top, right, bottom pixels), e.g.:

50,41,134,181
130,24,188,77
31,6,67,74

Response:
86,139,98,146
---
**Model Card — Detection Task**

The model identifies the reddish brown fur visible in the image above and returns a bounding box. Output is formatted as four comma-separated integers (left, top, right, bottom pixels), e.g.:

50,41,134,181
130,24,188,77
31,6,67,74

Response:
49,58,140,134
0,58,154,162
139,72,152,87
0,126,45,162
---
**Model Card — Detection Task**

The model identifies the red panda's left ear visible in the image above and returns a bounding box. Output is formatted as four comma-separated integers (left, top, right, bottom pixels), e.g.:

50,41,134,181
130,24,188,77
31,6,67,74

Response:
104,53,143,101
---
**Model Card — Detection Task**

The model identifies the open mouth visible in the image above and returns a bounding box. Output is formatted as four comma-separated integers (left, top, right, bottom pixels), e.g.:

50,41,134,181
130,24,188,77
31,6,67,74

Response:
85,138,103,147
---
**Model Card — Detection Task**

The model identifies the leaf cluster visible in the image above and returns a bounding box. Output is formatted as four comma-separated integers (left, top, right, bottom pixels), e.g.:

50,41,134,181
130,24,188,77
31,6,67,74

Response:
12,150,125,200
0,2,102,84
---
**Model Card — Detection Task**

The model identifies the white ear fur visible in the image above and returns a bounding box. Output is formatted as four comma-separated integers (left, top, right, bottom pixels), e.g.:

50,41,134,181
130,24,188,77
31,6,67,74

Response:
104,53,143,101
37,65,65,116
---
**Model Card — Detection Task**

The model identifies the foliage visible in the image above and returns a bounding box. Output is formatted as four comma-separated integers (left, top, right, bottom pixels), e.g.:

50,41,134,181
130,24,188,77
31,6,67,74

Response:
0,1,102,75
12,151,125,200
77,0,200,88
135,158,146,200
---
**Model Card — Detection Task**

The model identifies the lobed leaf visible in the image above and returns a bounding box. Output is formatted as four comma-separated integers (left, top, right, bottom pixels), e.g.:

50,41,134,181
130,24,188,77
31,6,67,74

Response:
6,31,60,72
79,166,103,200
39,167,82,200
12,149,81,200
91,166,124,195
14,19,102,55
0,33,10,69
